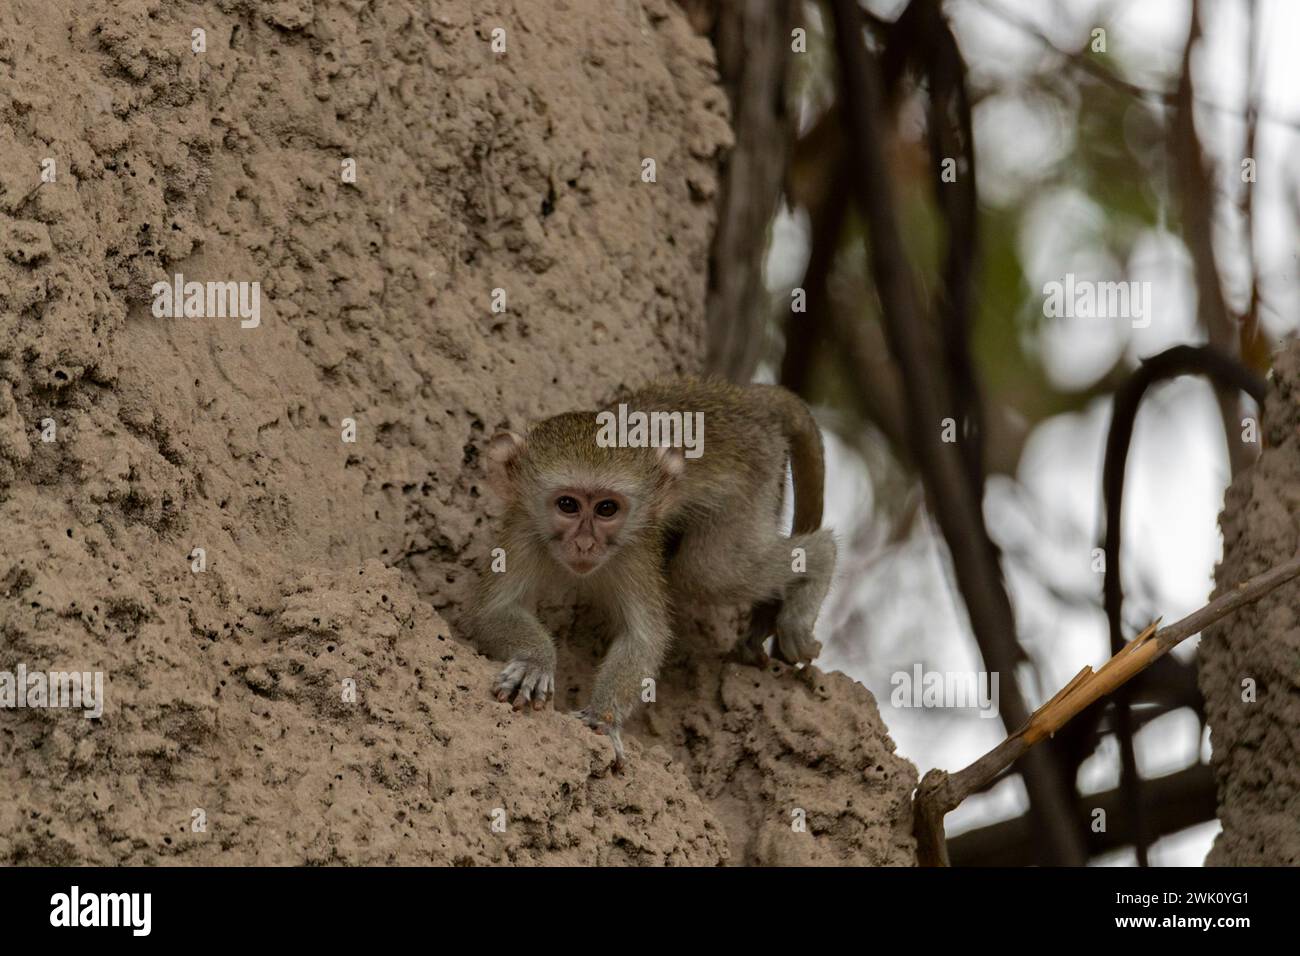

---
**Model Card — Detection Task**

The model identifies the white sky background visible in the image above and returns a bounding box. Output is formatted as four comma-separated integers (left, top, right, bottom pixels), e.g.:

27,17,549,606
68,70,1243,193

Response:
767,0,1300,865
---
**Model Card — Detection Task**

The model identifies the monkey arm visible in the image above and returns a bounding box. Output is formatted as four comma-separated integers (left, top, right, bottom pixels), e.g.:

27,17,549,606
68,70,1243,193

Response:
587,606,669,725
578,560,673,768
465,601,554,666
462,551,557,711
465,599,557,711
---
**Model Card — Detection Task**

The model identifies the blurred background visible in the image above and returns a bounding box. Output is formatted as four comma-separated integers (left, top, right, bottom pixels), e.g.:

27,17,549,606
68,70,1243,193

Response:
688,0,1297,865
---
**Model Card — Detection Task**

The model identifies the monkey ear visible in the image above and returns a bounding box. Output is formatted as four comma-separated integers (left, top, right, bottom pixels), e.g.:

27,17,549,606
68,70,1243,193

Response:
487,430,525,465
485,431,526,499
655,444,685,478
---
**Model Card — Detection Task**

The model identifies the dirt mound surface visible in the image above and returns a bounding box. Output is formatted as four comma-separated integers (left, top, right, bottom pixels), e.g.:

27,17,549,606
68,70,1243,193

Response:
1201,342,1300,866
0,0,916,865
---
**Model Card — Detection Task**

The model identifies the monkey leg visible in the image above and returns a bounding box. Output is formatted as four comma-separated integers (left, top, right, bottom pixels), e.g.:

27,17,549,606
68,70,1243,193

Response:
733,599,781,666
771,529,836,665
670,520,835,666
717,529,836,665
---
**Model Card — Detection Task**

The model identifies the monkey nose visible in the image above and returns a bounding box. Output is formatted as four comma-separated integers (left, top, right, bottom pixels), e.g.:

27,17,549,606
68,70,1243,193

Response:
575,535,596,553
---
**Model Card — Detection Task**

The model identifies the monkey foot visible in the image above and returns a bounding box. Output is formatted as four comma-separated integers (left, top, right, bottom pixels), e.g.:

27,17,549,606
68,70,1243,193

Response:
491,658,554,711
729,640,769,668
571,707,626,772
772,628,821,667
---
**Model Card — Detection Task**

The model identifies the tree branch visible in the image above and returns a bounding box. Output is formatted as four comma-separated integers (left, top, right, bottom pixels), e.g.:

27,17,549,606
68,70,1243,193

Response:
827,0,1085,865
1097,344,1267,865
914,551,1300,866
971,0,1300,133
703,0,796,381
1171,0,1253,478
948,762,1217,866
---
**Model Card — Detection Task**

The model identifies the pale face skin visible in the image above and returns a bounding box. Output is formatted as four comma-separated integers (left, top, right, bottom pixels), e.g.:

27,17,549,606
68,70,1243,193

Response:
545,487,630,575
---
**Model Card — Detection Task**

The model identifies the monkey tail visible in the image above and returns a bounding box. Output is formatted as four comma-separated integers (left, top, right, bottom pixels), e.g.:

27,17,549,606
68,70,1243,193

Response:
764,385,824,534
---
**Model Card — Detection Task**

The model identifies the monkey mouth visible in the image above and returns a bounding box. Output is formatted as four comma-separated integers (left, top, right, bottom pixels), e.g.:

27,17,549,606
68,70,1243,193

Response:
567,559,598,575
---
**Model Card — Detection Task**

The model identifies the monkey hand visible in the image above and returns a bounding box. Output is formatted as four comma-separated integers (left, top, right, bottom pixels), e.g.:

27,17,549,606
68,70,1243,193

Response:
571,707,627,771
491,655,555,711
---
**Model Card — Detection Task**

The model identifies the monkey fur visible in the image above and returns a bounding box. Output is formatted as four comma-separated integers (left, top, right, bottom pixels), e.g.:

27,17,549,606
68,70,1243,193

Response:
460,378,835,768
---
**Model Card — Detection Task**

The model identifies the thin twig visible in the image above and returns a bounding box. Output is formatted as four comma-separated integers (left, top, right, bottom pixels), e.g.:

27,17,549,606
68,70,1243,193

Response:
1240,0,1266,368
948,762,1216,866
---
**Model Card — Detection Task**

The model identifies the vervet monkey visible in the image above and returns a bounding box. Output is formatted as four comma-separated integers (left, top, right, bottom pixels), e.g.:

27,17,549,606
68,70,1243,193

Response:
461,378,835,767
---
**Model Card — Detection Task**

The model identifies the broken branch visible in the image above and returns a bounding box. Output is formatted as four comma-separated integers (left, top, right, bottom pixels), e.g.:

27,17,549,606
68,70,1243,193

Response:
913,551,1300,866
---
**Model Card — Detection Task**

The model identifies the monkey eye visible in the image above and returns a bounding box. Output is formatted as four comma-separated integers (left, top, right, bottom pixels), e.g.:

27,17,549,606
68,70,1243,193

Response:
556,496,580,515
594,499,619,519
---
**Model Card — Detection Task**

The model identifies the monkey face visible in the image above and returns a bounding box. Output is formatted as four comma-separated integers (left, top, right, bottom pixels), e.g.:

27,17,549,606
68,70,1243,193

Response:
545,487,631,575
